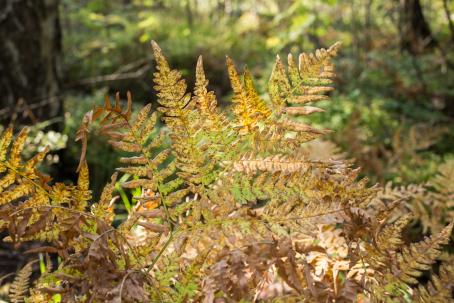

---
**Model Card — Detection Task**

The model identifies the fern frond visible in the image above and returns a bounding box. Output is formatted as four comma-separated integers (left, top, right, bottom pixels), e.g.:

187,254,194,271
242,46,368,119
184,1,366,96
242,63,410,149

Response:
376,214,412,252
413,260,454,303
230,153,312,174
152,43,231,196
226,57,271,133
9,261,34,303
366,214,413,269
0,128,49,206
193,56,218,116
76,88,184,212
90,173,117,224
0,127,14,163
72,161,92,210
192,56,234,149
267,42,340,143
151,40,191,125
396,221,453,284
76,91,132,171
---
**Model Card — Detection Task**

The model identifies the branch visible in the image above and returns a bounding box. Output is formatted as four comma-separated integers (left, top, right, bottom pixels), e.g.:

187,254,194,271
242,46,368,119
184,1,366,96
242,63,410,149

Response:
67,63,150,88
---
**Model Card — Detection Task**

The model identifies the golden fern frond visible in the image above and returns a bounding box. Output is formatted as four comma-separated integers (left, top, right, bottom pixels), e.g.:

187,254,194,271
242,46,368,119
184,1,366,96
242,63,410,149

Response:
151,40,191,126
376,214,412,251
0,128,49,206
72,161,92,210
367,214,413,269
226,57,271,133
9,261,34,303
0,127,14,164
0,128,92,247
193,56,218,116
396,221,453,284
90,172,117,224
192,56,233,143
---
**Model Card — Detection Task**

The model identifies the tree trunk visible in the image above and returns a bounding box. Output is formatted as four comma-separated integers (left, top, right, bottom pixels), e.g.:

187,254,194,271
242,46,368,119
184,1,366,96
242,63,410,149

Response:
399,0,437,54
0,0,62,125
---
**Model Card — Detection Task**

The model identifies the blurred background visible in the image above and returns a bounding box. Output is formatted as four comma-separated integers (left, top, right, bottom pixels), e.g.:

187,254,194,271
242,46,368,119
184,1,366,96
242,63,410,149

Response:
0,0,453,275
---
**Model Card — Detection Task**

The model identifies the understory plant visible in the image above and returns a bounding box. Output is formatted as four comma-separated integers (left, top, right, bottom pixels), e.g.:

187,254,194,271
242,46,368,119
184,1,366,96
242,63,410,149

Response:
0,41,453,302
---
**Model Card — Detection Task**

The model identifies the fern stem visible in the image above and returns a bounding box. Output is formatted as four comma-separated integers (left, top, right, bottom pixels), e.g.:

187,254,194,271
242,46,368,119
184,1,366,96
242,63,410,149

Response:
182,207,348,233
10,205,97,220
146,227,178,274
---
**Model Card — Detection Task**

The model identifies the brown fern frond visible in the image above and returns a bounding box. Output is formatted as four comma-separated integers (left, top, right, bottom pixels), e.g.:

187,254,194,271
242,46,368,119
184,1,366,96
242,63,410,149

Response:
413,259,454,302
396,221,453,284
9,261,34,303
76,91,133,171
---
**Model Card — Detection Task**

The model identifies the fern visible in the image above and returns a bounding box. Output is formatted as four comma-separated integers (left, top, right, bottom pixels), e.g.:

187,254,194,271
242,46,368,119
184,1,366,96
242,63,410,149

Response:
9,261,34,303
396,221,453,284
0,41,453,302
413,257,454,302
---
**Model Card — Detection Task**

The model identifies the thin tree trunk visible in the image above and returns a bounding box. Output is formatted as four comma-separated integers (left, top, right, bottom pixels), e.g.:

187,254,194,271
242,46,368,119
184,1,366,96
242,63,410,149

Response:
442,0,454,43
399,0,437,54
364,0,374,51
0,0,62,125
186,0,193,28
